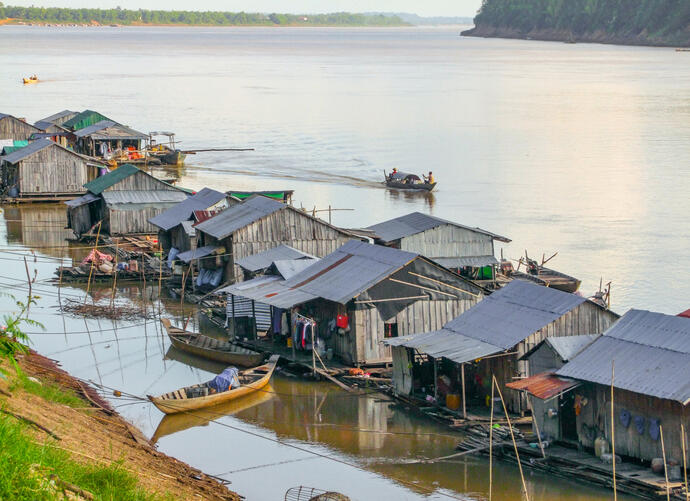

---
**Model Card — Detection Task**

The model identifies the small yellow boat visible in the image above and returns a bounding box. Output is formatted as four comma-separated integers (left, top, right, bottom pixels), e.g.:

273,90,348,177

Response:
22,76,39,84
148,355,279,415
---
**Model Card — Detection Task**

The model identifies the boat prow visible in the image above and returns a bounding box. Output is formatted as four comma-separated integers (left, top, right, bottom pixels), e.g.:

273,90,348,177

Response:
148,355,280,415
22,76,39,85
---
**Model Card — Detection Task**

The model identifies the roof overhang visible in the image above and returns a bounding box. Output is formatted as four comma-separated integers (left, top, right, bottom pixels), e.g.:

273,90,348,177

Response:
506,372,581,401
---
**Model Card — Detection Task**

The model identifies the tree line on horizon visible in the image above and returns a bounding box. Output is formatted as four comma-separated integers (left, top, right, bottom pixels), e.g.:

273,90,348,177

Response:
0,4,408,26
472,0,690,42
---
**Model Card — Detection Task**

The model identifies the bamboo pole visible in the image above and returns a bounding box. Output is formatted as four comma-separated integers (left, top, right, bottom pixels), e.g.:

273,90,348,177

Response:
489,375,495,501
461,363,466,420
611,360,617,501
84,221,102,303
109,239,119,309
406,271,481,298
493,376,530,501
682,424,689,501
661,425,670,501
388,277,458,298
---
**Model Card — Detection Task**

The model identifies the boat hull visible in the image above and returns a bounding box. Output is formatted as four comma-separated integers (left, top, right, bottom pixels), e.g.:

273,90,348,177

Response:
385,180,436,191
511,270,581,293
149,355,279,414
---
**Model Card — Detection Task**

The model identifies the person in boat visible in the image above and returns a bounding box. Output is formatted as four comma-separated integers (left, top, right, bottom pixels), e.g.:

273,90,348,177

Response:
206,367,240,394
423,171,434,184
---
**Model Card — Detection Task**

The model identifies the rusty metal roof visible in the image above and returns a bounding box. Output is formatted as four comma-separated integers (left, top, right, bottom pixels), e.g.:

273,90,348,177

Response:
506,372,580,400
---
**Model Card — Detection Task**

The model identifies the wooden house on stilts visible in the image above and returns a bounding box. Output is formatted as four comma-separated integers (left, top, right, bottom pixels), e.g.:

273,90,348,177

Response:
385,280,619,416
0,113,42,141
65,163,189,237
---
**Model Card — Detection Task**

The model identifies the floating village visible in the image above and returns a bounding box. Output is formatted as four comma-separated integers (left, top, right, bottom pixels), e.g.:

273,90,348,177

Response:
1,109,689,500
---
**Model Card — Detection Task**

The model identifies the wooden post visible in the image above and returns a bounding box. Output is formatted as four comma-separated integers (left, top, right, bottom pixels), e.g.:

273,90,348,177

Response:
291,310,296,360
84,221,102,303
661,425,670,501
682,424,688,501
489,373,495,501
328,205,332,224
109,239,119,309
311,323,316,376
611,360,617,501
526,395,546,459
461,362,466,419
493,376,530,501
433,358,438,403
251,300,257,340
231,294,235,337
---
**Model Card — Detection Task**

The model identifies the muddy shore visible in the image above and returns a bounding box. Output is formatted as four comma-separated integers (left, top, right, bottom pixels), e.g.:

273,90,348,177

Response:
2,349,241,501
462,25,690,48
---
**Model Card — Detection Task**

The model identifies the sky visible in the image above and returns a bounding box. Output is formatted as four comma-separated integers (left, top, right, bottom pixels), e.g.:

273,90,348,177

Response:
4,0,484,17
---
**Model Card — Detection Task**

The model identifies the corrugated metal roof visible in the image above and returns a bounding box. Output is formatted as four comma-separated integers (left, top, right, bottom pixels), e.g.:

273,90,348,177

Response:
366,212,511,244
443,280,586,349
236,244,316,272
84,164,139,194
62,110,113,131
271,258,320,280
679,309,690,318
506,372,580,400
193,210,219,224
74,120,147,140
64,193,99,208
385,328,502,364
219,275,317,309
36,110,76,124
282,240,417,304
195,195,285,240
148,187,226,231
180,220,196,237
177,245,222,263
557,310,690,404
34,120,68,131
0,138,53,163
434,255,499,268
102,190,188,206
546,334,600,362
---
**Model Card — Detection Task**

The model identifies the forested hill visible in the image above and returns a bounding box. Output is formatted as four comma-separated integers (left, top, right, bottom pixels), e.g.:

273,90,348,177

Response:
0,5,407,27
462,0,690,47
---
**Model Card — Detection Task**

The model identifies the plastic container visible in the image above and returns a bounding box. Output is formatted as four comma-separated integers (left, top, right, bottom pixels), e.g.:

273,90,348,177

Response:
446,394,461,410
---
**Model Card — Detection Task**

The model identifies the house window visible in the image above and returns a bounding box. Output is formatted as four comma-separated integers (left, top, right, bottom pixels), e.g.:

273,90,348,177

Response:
384,322,398,338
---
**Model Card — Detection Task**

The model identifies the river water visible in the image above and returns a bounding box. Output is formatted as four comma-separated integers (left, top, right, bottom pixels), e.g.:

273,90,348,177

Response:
0,24,687,499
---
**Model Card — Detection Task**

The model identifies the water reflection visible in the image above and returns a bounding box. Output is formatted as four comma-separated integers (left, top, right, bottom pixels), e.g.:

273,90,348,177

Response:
385,189,436,210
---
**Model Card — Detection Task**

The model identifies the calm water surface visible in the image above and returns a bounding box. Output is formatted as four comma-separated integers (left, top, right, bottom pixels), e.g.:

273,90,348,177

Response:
0,25,686,499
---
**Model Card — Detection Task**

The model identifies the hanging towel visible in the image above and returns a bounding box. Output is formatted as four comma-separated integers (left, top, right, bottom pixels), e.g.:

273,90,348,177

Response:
634,416,645,435
619,409,631,428
649,418,660,441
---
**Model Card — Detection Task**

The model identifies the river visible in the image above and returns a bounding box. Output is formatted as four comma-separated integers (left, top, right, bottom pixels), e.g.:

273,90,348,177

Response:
0,24,687,499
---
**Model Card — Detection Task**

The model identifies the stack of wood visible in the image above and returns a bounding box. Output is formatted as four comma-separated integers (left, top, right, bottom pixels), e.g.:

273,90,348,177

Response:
455,423,522,454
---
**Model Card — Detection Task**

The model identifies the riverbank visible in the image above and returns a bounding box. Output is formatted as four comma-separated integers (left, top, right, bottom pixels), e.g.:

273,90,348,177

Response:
462,25,690,48
0,349,240,500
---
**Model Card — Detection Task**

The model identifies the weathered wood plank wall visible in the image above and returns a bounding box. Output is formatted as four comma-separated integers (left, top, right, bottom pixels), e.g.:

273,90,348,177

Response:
399,224,495,258
0,116,40,140
103,171,179,192
18,146,98,195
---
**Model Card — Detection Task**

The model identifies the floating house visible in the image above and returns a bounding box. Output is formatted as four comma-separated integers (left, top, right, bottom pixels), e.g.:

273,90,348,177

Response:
74,120,148,159
0,113,42,141
385,280,619,414
34,110,79,130
193,195,357,285
65,163,188,237
61,110,114,132
220,240,486,366
367,212,510,283
1,139,102,199
148,187,228,254
510,309,690,464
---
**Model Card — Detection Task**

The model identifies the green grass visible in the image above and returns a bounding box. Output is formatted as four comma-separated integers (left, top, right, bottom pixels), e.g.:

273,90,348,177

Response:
0,413,167,500
11,373,85,408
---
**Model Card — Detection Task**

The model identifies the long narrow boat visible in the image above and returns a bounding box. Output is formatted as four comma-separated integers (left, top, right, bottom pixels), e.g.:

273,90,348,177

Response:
161,318,264,367
384,171,436,192
148,355,280,414
511,266,581,293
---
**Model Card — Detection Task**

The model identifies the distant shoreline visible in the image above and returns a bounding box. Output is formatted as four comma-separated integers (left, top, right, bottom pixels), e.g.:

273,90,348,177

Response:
1,20,465,29
462,25,690,48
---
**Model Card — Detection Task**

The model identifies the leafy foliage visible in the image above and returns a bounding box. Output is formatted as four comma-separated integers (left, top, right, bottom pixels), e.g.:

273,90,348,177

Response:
0,296,42,362
0,6,407,26
472,0,690,44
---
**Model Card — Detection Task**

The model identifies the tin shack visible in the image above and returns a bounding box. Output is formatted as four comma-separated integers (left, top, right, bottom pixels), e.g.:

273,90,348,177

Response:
193,194,357,284
148,187,228,253
74,120,148,160
511,310,690,464
220,240,486,366
1,139,102,199
367,212,510,283
0,113,42,141
385,280,618,415
65,163,188,237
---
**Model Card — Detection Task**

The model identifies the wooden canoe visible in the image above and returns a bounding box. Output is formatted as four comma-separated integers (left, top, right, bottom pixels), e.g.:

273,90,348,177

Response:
384,179,437,191
148,354,280,415
151,383,275,443
511,267,581,293
161,318,264,367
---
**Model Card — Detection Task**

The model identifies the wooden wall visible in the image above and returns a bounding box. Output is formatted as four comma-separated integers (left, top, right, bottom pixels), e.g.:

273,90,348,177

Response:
169,225,194,252
108,205,178,235
16,146,98,195
67,204,93,237
576,384,689,462
399,224,495,258
0,116,40,140
104,171,179,192
227,207,353,283
348,297,477,365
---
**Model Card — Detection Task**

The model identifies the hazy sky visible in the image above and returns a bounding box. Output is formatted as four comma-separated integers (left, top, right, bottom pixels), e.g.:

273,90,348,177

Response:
7,0,483,17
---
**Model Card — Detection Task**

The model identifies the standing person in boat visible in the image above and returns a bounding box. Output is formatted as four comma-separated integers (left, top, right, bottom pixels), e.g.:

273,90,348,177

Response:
423,171,434,184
